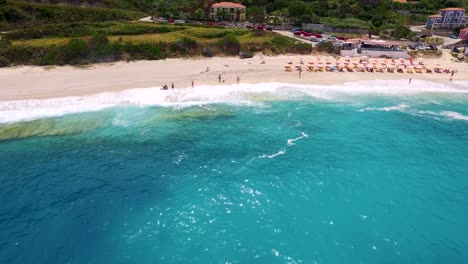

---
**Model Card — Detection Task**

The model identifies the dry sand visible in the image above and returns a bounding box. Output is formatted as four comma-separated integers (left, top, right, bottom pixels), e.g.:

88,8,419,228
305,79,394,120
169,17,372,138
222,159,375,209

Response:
0,54,467,101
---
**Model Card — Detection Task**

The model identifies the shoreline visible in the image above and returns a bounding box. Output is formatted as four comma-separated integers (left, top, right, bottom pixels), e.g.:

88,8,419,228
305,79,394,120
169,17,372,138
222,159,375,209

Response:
1,55,467,101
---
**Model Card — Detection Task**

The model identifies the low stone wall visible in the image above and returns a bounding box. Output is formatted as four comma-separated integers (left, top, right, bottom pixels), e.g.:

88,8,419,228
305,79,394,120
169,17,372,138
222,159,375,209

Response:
302,23,367,34
341,49,410,59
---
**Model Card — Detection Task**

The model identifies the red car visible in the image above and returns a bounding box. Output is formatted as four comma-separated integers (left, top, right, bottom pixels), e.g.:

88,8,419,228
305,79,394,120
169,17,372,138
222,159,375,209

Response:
257,26,265,30
205,22,214,26
167,19,175,24
302,32,311,37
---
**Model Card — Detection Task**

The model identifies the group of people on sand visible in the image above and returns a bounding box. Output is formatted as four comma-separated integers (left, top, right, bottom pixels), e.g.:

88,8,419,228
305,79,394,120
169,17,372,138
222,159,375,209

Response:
161,74,240,90
161,83,175,90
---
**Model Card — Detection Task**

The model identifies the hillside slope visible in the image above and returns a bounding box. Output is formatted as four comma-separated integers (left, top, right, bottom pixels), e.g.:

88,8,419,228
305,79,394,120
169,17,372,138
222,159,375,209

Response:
0,0,145,30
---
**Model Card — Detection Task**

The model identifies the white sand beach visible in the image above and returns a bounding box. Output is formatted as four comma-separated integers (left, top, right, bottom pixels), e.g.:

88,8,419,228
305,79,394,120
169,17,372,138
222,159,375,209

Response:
0,54,467,101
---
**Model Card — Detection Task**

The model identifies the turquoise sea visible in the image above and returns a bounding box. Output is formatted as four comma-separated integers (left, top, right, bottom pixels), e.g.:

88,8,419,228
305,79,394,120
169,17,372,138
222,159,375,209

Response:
1,80,468,263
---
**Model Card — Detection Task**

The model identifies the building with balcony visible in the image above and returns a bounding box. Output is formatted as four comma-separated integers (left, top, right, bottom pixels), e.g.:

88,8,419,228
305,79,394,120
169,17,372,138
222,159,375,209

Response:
210,2,246,21
426,7,468,30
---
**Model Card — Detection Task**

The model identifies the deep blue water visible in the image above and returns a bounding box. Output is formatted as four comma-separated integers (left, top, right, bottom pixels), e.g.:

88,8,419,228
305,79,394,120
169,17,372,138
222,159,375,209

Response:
1,82,468,263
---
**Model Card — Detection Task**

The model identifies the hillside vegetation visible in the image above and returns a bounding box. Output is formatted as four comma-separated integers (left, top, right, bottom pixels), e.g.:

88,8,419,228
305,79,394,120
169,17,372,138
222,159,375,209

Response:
0,0,144,30
0,22,311,67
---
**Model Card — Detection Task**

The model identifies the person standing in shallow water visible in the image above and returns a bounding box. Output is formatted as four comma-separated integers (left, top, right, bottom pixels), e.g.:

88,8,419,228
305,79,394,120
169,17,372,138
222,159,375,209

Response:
218,74,222,83
299,68,302,79
171,83,174,89
236,76,240,84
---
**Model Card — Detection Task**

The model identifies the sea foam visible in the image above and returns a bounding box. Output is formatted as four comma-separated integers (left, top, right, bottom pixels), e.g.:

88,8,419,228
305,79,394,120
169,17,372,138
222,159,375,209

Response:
1,80,468,124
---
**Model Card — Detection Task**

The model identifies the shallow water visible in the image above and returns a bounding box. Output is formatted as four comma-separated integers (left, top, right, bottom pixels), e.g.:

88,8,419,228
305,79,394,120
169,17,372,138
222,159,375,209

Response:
1,80,468,263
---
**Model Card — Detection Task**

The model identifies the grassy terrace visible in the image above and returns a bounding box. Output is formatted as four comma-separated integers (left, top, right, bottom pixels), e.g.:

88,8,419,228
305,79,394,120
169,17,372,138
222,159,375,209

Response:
0,22,310,67
11,25,273,47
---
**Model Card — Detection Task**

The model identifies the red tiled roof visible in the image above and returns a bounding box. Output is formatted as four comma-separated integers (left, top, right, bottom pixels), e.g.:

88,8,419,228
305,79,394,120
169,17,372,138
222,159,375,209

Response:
212,2,246,8
440,7,465,11
429,14,442,17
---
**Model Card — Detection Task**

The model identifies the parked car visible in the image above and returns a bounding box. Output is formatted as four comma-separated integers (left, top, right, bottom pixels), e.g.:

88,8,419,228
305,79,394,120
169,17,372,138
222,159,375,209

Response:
327,36,337,41
167,19,175,23
309,37,320,42
337,36,346,41
302,32,311,37
293,31,302,35
257,26,265,30
449,34,458,39
266,26,273,31
409,43,423,50
205,22,214,26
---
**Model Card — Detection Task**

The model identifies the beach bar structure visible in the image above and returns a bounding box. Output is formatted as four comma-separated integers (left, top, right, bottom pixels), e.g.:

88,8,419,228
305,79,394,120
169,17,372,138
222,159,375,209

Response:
210,2,246,21
340,39,410,59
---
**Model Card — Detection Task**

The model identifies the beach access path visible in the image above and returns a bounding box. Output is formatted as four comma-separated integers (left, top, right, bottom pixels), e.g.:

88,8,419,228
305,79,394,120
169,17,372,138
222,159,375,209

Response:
0,55,467,101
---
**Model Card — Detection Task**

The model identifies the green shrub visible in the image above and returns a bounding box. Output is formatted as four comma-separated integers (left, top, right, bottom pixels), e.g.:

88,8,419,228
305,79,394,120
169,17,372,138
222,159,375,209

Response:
40,45,64,65
218,34,240,56
201,47,214,57
316,41,338,54
63,38,90,63
180,37,197,49
271,35,293,47
4,45,32,64
1,6,28,23
0,55,10,67
124,43,161,60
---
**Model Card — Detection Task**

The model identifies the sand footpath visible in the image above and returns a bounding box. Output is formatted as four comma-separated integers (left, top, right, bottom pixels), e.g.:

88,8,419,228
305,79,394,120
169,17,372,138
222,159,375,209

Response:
0,54,467,101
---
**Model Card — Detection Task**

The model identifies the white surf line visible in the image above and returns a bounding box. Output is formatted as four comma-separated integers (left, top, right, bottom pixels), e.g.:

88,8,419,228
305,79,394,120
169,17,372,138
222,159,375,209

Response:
253,131,309,161
287,132,309,146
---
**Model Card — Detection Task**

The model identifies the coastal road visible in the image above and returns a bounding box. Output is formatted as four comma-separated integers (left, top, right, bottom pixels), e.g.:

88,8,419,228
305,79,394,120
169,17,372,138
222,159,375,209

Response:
273,30,313,45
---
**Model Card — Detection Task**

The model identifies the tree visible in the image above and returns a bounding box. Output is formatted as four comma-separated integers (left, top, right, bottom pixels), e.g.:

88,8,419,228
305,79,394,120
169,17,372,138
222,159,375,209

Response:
393,24,412,39
247,6,264,27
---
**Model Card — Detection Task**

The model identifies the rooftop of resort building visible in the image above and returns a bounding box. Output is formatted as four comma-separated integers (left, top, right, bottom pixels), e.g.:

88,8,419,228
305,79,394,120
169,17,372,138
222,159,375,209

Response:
439,7,465,11
212,2,246,8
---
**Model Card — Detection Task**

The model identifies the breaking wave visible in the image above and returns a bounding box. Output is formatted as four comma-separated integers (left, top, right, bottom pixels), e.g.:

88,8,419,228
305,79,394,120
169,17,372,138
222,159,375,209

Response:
1,80,468,124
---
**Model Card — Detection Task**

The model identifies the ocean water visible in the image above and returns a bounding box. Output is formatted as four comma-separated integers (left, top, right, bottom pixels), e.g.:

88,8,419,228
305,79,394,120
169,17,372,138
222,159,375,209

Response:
1,80,468,263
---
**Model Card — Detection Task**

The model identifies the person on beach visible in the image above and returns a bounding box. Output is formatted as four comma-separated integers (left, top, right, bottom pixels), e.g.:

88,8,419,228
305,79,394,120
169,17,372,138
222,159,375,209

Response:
171,83,174,89
299,68,302,79
218,74,221,83
409,78,412,84
450,70,456,81
236,75,240,84
206,67,210,72
191,80,194,88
